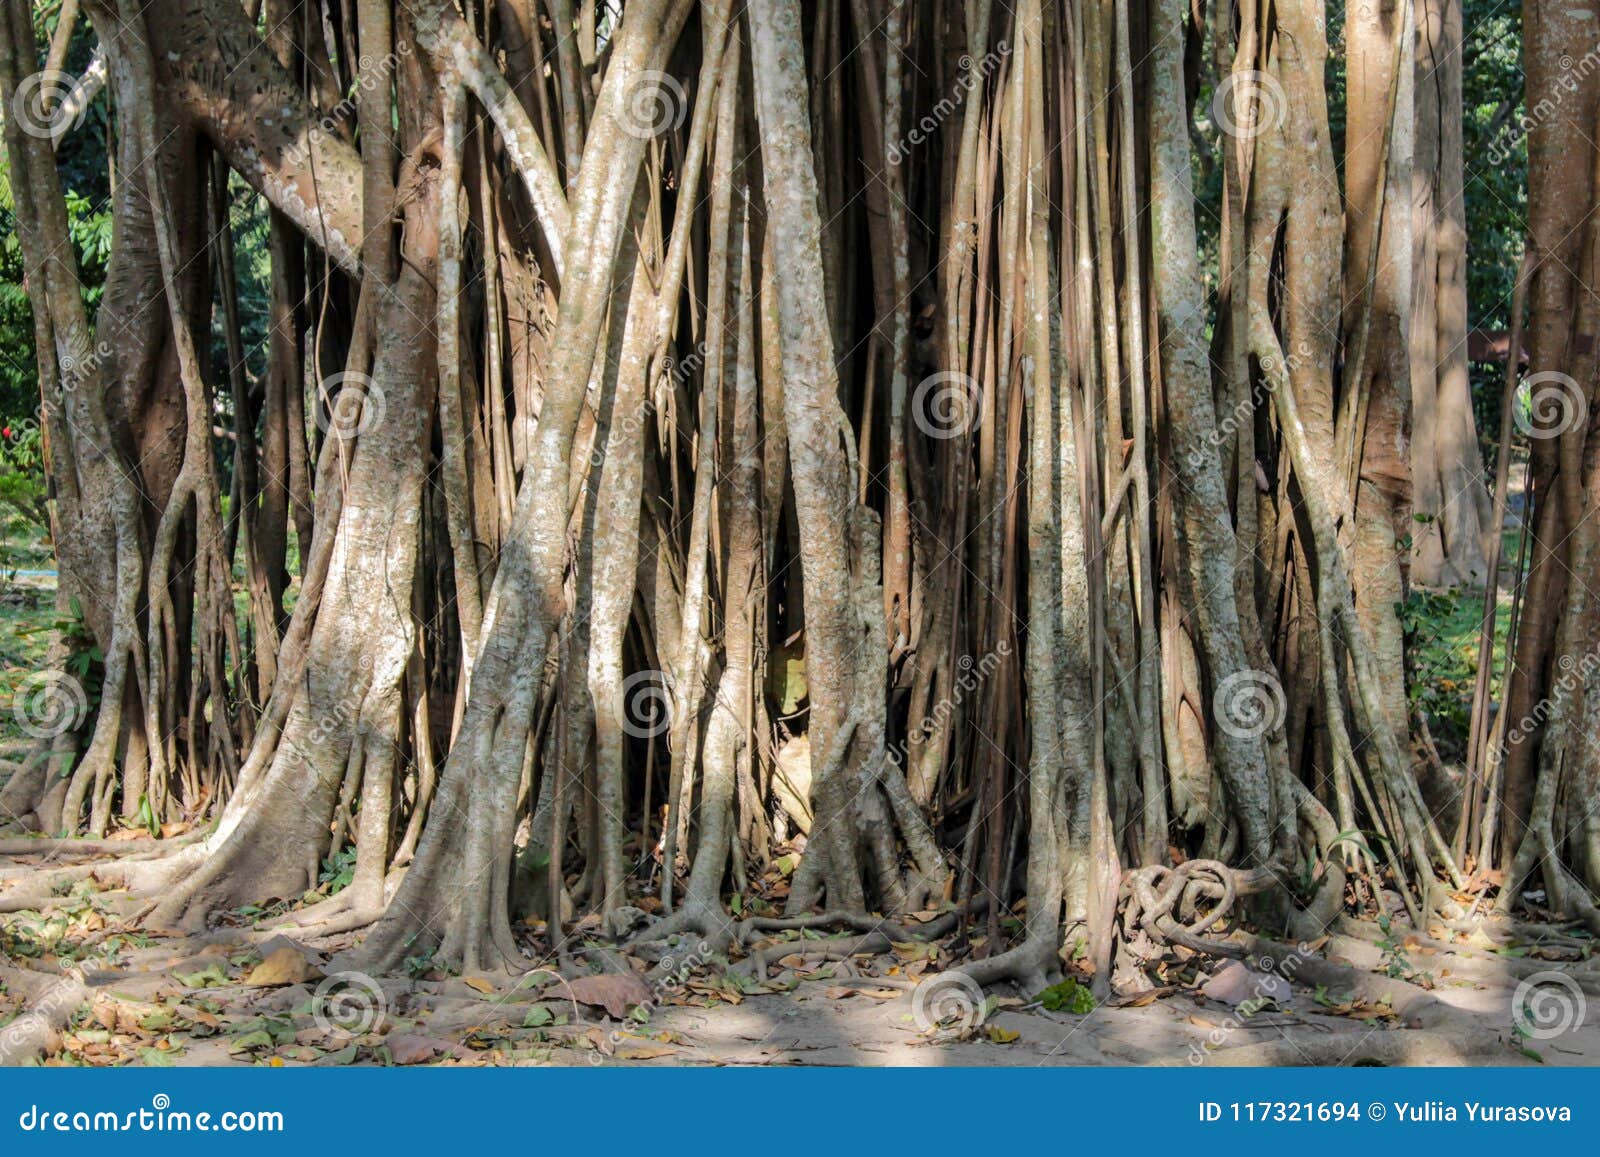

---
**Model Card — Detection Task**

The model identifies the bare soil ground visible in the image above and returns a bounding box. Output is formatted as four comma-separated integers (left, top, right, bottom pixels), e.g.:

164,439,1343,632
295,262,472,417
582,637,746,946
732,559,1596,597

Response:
2,847,1596,1068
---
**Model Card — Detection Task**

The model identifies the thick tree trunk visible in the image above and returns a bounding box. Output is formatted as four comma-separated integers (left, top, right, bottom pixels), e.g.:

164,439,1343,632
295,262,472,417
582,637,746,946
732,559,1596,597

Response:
1409,0,1493,589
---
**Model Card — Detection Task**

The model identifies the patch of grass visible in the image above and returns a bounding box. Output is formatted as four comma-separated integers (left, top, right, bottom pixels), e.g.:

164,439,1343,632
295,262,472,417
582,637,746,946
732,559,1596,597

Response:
0,581,57,743
1403,526,1522,761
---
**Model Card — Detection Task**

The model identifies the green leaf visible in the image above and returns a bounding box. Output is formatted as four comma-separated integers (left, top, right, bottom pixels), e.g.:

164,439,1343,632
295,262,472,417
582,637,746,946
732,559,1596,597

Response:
174,963,230,988
227,1030,275,1052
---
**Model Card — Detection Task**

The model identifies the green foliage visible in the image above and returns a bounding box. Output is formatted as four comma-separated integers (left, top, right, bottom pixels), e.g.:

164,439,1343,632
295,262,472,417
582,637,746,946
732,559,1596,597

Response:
1186,0,1525,453
1399,561,1516,759
1034,977,1097,1014
53,596,102,684
318,845,358,895
1375,913,1431,985
1462,0,1526,331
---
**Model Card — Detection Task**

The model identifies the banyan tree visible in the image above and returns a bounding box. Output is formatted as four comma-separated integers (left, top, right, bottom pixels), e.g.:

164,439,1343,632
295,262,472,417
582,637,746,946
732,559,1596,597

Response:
1,0,1595,992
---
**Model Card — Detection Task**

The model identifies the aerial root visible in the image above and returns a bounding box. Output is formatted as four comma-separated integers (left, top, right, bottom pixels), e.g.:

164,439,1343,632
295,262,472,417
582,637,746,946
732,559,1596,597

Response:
0,966,89,1065
0,839,200,915
734,930,894,981
1172,1027,1518,1066
623,901,738,963
0,832,205,858
1121,860,1246,958
1228,931,1463,1029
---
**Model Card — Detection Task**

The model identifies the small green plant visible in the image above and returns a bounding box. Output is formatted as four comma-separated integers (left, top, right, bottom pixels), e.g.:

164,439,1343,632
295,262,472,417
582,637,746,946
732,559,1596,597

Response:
318,845,357,895
1509,1014,1546,1063
1034,977,1096,1014
403,947,439,979
1374,913,1430,985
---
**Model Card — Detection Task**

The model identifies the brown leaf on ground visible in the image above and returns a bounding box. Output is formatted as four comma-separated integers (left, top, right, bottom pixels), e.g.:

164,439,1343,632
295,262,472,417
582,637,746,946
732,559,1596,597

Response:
616,1044,677,1059
1201,960,1288,1006
242,947,322,987
1110,986,1175,1008
567,973,655,1019
387,1034,449,1065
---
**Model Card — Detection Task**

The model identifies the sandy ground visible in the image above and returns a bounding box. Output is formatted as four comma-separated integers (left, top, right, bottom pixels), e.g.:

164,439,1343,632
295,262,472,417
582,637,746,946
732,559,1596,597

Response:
3,861,1597,1068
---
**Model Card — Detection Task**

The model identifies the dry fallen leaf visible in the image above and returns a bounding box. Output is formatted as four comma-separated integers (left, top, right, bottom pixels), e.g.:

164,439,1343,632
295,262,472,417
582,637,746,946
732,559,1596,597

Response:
824,986,902,1001
616,1044,677,1060
462,976,496,995
567,973,655,1019
243,947,322,987
387,1034,448,1065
